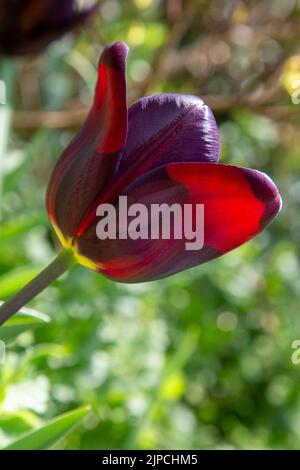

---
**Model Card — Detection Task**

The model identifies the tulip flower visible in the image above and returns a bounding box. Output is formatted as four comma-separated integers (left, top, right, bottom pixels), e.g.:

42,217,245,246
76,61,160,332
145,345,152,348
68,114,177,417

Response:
0,41,281,325
0,0,97,56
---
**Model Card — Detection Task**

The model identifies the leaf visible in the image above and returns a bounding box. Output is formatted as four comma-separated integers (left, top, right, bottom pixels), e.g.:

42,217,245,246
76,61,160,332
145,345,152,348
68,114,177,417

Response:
0,212,46,245
0,266,42,299
2,406,90,450
0,306,50,342
0,411,40,441
3,129,48,194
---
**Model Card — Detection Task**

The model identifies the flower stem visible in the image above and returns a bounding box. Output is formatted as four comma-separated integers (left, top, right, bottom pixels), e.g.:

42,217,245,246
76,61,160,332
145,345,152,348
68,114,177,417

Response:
0,250,75,326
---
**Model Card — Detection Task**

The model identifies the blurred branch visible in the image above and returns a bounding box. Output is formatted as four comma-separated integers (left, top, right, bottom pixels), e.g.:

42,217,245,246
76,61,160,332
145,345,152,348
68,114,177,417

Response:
10,0,300,129
137,0,207,97
12,106,89,129
11,97,300,131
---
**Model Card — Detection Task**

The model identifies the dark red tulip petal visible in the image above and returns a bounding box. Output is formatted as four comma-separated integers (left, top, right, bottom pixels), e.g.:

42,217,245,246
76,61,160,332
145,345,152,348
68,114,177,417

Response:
46,42,128,241
76,162,281,282
167,163,281,253
116,94,220,181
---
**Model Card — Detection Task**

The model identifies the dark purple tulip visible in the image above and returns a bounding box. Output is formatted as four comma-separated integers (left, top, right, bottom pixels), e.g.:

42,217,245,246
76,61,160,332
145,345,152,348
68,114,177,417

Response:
0,0,97,56
46,42,282,283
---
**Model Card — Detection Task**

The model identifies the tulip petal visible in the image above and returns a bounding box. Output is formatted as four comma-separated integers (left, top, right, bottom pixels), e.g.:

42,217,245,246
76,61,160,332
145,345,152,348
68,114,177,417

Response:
76,162,281,282
73,94,220,240
46,42,128,240
116,94,220,180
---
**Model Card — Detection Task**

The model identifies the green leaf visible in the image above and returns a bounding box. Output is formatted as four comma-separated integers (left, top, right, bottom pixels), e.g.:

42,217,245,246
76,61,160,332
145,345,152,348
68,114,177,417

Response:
0,411,40,441
2,406,90,450
3,129,49,194
0,306,50,342
0,266,42,299
0,212,46,245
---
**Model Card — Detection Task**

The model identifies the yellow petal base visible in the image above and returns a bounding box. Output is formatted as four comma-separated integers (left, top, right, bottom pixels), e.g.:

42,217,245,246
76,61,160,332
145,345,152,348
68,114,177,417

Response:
51,221,101,272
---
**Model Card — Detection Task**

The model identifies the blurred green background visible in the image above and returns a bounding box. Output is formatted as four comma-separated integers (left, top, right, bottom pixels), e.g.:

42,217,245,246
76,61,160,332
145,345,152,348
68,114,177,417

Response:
1,0,300,450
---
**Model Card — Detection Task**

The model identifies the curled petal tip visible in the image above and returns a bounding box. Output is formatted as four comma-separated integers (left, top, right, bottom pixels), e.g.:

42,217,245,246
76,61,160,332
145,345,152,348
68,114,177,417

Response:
99,41,129,69
47,43,128,239
243,168,282,223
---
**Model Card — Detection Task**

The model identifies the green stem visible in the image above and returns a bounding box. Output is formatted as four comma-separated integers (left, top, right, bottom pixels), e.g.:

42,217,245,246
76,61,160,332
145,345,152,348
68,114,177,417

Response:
0,250,75,326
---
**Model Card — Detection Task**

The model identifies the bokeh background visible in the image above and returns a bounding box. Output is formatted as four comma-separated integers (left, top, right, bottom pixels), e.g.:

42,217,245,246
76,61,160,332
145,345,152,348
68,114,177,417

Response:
1,0,300,450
